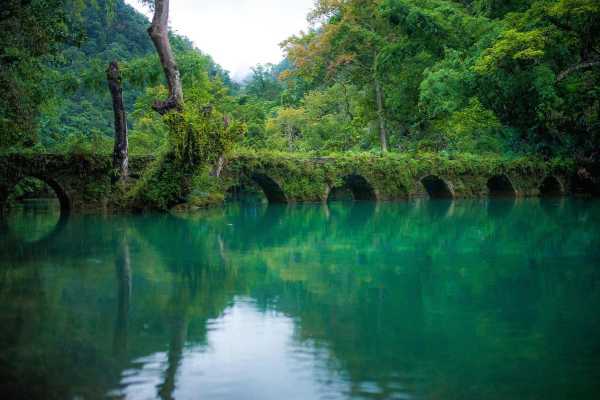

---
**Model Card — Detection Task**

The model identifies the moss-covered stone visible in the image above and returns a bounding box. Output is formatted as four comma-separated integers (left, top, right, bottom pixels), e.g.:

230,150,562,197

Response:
0,150,596,215
222,150,581,202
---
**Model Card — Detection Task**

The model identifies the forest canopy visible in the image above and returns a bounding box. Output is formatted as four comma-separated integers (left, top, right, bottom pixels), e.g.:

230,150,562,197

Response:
1,0,598,160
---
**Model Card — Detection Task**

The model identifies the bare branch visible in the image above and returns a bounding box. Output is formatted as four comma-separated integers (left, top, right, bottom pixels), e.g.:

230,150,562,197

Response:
557,59,600,82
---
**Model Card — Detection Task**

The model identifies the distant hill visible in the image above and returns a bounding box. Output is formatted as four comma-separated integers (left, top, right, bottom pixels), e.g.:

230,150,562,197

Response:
39,0,154,147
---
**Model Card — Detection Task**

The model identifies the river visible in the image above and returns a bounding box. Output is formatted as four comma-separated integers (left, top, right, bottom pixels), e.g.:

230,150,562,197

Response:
1,198,599,399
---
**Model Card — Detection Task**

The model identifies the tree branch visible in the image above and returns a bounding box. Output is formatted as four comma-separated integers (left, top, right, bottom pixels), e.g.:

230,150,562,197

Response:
557,59,600,82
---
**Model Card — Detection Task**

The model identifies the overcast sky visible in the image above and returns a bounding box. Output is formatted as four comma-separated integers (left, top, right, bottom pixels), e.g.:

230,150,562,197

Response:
125,0,314,82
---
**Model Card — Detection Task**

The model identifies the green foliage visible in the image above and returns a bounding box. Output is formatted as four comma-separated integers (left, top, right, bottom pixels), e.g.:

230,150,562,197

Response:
263,84,367,152
265,0,600,157
0,0,73,147
128,105,241,210
164,107,241,166
473,29,547,73
128,153,188,210
438,98,507,153
186,166,226,209
419,49,473,118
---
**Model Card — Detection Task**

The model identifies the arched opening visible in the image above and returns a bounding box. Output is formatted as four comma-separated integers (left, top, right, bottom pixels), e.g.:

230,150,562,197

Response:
2,176,70,243
328,175,377,202
487,175,516,197
539,176,564,197
421,176,453,198
250,173,288,203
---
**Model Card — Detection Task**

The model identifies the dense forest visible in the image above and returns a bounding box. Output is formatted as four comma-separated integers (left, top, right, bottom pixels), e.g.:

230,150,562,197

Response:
1,0,599,160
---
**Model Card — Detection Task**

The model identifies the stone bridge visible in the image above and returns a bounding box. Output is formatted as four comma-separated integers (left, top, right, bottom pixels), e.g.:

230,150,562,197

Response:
222,152,594,204
0,152,597,215
0,153,152,215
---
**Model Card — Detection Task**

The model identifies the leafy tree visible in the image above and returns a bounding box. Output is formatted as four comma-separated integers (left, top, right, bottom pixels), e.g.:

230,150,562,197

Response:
283,0,397,151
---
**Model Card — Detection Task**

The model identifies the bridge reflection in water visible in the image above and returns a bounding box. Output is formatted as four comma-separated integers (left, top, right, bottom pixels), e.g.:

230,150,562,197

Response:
1,199,600,399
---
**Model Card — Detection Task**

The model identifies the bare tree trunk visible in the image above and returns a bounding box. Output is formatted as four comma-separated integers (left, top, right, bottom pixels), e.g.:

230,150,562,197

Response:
107,61,129,180
374,78,388,152
211,115,229,177
287,124,294,151
212,155,225,177
339,80,354,121
148,0,184,114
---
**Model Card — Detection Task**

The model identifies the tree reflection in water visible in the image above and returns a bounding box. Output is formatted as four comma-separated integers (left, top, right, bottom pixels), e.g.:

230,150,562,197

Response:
0,199,599,399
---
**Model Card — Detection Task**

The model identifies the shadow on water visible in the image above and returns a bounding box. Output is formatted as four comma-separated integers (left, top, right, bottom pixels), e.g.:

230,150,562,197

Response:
487,197,516,218
539,197,566,217
326,200,377,227
422,198,453,218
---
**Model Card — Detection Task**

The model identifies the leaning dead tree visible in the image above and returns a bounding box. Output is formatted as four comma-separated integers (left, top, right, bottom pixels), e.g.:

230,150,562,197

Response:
148,0,184,114
107,61,129,180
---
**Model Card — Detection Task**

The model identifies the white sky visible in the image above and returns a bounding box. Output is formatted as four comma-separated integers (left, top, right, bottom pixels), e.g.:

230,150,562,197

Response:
125,0,314,82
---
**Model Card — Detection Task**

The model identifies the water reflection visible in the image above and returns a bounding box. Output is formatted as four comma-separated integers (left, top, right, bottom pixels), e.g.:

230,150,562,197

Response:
1,199,68,246
113,229,131,359
1,199,600,399
487,196,516,218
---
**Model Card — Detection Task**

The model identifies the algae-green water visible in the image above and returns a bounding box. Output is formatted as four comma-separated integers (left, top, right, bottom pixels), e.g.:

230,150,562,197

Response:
1,199,600,399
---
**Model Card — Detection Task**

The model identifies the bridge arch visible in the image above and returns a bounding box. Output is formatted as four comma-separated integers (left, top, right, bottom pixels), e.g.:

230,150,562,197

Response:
539,175,564,197
1,175,71,217
421,175,453,198
0,175,71,246
328,174,377,202
250,173,288,203
487,174,516,197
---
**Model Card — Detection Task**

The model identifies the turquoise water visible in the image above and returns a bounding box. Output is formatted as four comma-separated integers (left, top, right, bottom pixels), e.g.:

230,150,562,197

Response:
1,199,600,399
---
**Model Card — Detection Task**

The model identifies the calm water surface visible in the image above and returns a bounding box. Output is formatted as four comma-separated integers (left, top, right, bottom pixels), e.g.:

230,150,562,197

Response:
1,199,600,399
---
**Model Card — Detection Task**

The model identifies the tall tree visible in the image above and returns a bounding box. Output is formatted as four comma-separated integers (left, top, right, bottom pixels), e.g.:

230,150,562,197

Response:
146,0,184,114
